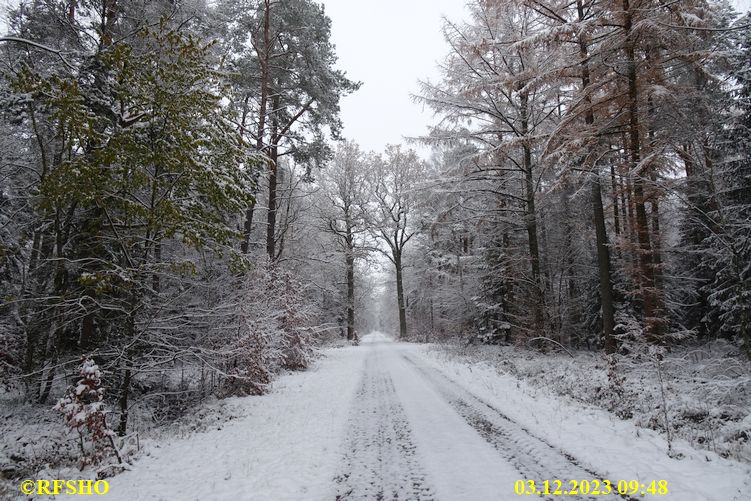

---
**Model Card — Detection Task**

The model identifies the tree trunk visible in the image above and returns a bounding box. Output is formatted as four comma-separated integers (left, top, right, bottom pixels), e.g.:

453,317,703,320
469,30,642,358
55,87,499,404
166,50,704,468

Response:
241,206,255,254
266,92,281,261
623,0,662,342
593,176,617,354
79,313,95,349
266,145,278,260
344,213,356,340
242,0,271,254
562,181,580,345
116,364,131,436
345,247,355,341
38,319,60,404
37,362,55,404
577,0,617,352
39,211,70,403
394,252,408,339
520,90,544,333
152,239,161,293
610,164,621,237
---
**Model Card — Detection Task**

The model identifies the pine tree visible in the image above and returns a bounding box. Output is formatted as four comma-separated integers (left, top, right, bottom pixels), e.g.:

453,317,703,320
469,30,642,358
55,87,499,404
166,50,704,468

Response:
697,15,751,357
218,0,359,258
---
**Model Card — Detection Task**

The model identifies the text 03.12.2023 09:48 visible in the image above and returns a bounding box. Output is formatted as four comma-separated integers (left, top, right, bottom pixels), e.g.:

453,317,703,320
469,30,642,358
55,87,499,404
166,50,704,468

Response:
514,479,669,496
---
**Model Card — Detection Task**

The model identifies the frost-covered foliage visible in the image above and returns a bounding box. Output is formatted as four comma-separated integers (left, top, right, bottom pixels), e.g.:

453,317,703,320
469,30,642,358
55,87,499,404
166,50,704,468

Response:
53,358,114,467
221,263,314,397
0,0,338,486
698,15,751,355
0,1,338,470
408,0,751,358
670,13,751,357
0,0,258,425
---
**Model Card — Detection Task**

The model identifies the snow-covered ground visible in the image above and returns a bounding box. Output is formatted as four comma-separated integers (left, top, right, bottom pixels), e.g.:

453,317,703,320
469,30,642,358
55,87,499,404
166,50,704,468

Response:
42,334,750,500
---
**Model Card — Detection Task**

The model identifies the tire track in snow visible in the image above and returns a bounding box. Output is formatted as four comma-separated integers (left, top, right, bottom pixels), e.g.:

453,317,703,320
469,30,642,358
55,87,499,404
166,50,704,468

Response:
335,351,434,500
400,354,635,501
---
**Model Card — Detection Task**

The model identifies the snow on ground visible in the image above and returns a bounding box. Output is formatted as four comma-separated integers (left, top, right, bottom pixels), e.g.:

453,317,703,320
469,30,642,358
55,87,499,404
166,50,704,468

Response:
96,346,367,501
418,344,751,501
359,331,392,343
334,338,520,500
386,346,521,499
437,341,751,463
21,335,750,501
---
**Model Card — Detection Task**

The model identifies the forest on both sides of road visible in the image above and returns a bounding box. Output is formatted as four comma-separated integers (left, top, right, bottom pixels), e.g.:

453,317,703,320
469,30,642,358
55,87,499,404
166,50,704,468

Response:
0,0,749,492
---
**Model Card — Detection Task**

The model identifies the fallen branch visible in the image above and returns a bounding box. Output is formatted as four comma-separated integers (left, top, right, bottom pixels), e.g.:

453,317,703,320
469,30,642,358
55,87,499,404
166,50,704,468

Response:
526,336,575,358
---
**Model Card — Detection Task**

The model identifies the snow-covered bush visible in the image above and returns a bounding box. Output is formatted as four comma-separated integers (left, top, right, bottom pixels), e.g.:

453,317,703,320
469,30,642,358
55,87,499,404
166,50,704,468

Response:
221,326,274,397
0,318,22,391
53,357,115,467
220,262,314,397
274,268,314,370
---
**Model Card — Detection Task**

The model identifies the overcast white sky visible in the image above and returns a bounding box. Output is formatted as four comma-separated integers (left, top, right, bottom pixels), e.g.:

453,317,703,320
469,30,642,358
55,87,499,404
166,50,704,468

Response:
319,0,470,153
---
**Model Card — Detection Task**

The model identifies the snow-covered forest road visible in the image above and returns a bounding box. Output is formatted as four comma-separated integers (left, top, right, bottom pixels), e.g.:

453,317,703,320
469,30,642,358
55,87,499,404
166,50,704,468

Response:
333,336,609,499
99,334,749,501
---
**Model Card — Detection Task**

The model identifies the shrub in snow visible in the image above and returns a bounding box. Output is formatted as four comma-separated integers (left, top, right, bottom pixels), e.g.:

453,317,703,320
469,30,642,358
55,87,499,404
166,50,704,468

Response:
220,262,314,397
274,268,314,370
221,322,274,397
0,320,22,390
53,357,116,467
596,354,637,420
613,308,646,356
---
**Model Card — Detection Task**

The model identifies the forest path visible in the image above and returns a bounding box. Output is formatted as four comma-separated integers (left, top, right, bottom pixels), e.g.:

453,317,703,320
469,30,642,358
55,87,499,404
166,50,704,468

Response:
98,334,749,501
334,335,621,500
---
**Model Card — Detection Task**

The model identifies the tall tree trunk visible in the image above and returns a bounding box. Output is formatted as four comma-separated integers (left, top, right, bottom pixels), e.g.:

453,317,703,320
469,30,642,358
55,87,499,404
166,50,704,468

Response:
152,239,161,293
394,252,408,339
649,178,664,293
266,93,281,260
345,243,355,341
520,90,544,333
38,316,60,404
577,0,617,352
242,206,255,254
646,90,664,297
266,154,279,259
37,353,56,404
117,306,136,436
23,228,48,393
39,209,70,403
266,154,278,260
623,0,662,342
344,213,356,340
242,0,271,254
562,181,580,346
593,177,617,353
117,364,131,436
610,164,621,237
